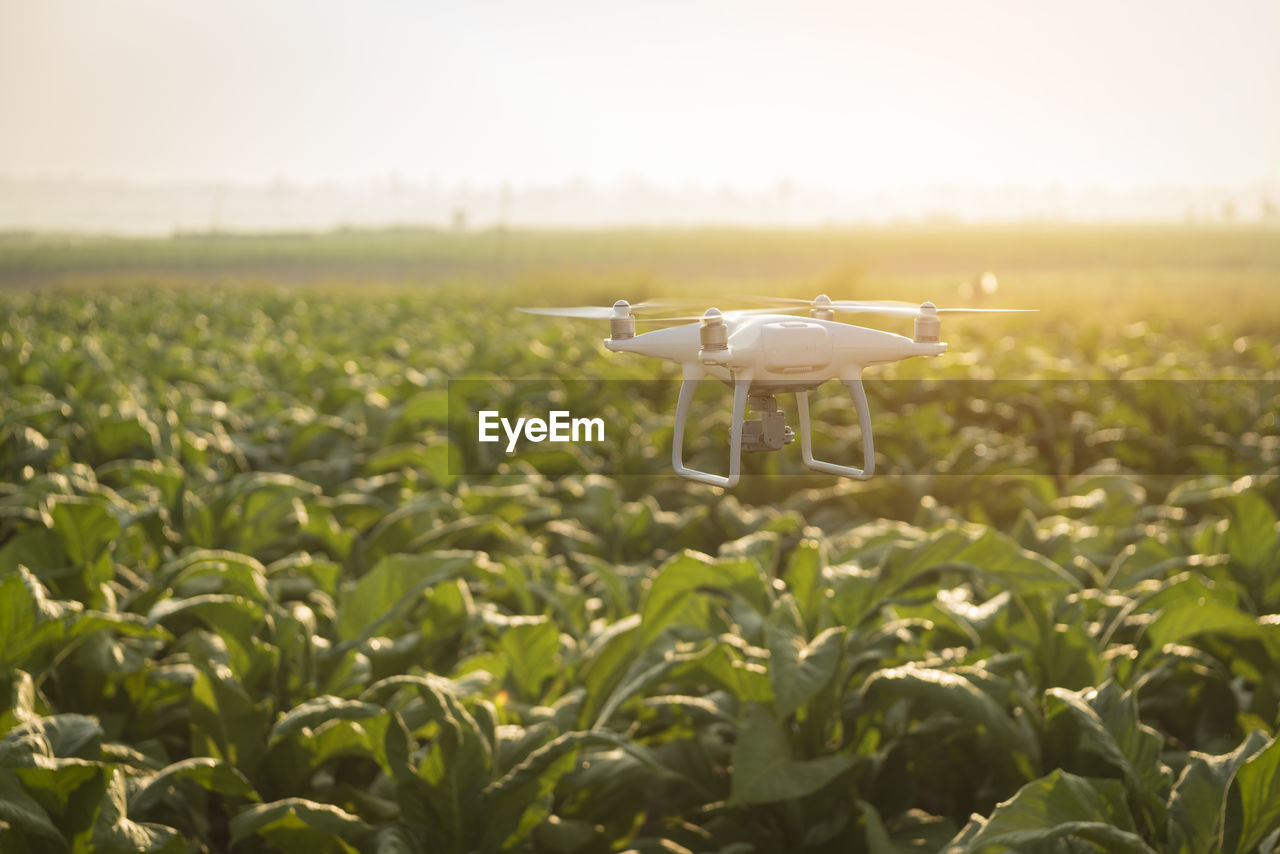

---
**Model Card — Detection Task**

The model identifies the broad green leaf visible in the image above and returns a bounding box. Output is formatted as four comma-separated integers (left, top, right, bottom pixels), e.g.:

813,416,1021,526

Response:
729,704,855,804
857,799,897,854
766,608,842,720
1234,735,1280,854
362,673,492,846
1167,729,1270,854
863,665,1035,760
1146,597,1266,649
591,636,713,728
951,770,1155,854
893,526,1079,596
680,637,773,706
336,550,478,642
48,495,120,567
1225,490,1279,573
0,714,103,764
0,669,44,732
640,551,768,646
188,664,271,772
128,757,260,817
267,696,397,788
373,824,422,854
0,566,70,671
499,617,561,702
9,761,106,844
0,767,65,848
782,537,825,626
87,767,184,854
161,549,269,603
229,797,374,853
147,594,265,679
481,730,622,850
1045,682,1170,813
269,695,387,746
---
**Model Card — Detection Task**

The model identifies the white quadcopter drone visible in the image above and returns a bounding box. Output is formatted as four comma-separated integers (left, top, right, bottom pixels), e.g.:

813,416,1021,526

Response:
520,295,1031,487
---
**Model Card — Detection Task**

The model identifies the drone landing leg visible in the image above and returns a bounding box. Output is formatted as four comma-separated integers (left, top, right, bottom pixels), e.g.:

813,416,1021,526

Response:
796,374,874,480
672,368,752,488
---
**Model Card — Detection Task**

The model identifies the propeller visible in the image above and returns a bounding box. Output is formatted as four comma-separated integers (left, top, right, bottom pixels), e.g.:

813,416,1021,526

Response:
749,294,1034,318
517,300,788,324
517,299,690,320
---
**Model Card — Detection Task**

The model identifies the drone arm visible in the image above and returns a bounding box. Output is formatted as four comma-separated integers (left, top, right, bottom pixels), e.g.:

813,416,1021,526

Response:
672,365,752,488
795,372,874,479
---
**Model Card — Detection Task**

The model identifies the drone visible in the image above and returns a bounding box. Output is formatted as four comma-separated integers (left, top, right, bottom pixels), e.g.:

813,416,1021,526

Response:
519,295,1031,487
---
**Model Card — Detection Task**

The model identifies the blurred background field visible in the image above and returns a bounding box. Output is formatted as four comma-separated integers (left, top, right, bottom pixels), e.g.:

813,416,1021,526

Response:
4,223,1280,334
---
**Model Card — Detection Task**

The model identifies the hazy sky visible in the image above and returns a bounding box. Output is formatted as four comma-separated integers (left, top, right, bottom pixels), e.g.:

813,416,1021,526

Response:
2,0,1278,192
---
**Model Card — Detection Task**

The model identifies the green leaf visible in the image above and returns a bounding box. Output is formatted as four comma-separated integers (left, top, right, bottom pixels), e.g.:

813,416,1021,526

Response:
481,731,622,851
1167,730,1270,854
857,799,897,854
129,757,260,818
729,704,855,804
0,566,70,671
229,798,374,853
1146,597,1265,650
0,714,103,764
0,767,65,848
1225,490,1279,573
161,549,269,603
863,665,1035,760
1234,735,1280,854
766,609,842,720
8,761,106,844
951,770,1155,854
782,537,825,626
1044,682,1171,818
888,525,1079,597
336,550,478,643
362,673,492,848
499,617,561,702
640,551,769,646
373,824,423,854
187,664,271,772
87,768,184,854
269,695,387,746
48,496,120,568
590,635,712,728
0,669,44,732
266,696,397,790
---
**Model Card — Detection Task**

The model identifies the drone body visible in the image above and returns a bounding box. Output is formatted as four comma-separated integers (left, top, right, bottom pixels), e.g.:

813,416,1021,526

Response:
521,295,1028,487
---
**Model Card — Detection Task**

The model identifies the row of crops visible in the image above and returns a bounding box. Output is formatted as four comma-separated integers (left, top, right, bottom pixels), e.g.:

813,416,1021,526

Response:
2,274,1280,852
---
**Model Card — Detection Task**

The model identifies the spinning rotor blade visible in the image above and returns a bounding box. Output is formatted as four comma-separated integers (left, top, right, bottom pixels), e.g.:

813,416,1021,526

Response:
638,307,798,322
747,296,818,306
517,299,692,319
518,306,619,319
745,295,1033,318
830,302,1035,317
932,308,1035,314
828,301,920,318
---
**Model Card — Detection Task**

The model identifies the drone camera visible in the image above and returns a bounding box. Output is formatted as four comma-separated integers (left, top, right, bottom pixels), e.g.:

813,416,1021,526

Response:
735,393,796,452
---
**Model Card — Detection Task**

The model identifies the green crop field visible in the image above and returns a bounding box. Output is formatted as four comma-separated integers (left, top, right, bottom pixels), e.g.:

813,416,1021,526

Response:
2,225,1279,853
